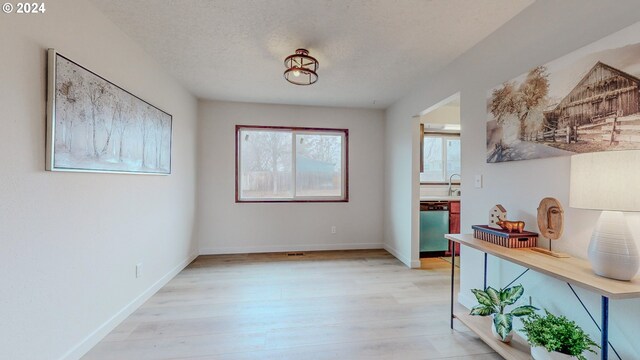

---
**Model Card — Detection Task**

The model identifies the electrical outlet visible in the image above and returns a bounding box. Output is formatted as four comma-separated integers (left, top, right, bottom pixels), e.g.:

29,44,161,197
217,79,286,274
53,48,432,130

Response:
136,263,143,278
474,174,483,189
331,226,337,234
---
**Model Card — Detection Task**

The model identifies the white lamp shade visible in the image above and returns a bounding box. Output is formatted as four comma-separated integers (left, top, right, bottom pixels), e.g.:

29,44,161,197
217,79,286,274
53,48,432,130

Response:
569,150,640,212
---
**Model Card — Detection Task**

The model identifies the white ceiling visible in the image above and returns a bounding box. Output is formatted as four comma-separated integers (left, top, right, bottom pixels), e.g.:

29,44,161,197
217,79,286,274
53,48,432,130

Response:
90,0,533,109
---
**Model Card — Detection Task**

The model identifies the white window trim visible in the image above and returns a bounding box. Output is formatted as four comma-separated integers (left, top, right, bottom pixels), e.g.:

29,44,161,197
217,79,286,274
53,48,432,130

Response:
421,133,460,184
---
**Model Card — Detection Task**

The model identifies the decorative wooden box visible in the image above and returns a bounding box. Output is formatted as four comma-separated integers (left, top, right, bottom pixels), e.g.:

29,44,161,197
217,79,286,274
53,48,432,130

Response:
472,225,538,248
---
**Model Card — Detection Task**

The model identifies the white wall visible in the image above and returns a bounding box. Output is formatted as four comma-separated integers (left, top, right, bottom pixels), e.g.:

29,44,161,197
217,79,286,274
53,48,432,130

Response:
197,101,384,254
0,1,199,359
384,0,640,358
420,105,460,125
384,108,421,267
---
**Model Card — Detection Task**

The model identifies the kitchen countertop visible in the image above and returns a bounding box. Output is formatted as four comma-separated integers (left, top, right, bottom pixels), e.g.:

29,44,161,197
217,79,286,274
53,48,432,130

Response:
420,196,461,202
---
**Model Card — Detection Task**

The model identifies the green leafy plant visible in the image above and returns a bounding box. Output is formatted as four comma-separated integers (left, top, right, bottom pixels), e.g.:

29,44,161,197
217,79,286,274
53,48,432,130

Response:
470,284,537,341
521,310,599,360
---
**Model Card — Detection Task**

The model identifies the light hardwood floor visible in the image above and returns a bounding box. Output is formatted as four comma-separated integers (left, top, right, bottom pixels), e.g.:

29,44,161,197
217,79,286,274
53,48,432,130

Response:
83,250,499,360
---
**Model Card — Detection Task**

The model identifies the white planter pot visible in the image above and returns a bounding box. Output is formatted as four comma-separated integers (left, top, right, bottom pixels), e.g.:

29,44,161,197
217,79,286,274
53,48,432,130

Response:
490,316,512,343
531,346,574,360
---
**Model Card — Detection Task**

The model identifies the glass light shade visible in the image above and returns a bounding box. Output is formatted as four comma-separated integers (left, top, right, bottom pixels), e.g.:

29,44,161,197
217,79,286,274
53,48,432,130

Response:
284,49,318,85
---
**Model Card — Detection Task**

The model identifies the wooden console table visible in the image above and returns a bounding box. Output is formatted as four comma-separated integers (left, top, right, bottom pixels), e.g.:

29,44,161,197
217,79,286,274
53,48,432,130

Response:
446,234,640,360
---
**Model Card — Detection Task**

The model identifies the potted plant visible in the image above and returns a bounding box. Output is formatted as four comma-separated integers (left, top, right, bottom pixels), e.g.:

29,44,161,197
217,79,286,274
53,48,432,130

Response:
521,310,599,360
470,284,537,342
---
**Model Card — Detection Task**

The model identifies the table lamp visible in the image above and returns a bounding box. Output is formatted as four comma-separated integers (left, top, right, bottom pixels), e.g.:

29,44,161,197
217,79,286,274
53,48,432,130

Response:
569,150,640,281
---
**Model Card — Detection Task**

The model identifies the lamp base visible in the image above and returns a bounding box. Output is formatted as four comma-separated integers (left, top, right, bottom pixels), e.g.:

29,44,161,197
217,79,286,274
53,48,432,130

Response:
588,211,639,281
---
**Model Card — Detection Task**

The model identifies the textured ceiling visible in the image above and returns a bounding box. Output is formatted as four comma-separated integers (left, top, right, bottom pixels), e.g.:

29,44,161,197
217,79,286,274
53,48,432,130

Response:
90,0,533,109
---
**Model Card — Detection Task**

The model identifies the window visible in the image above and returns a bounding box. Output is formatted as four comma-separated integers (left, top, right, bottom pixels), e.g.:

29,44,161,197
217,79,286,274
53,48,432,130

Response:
236,125,348,202
421,134,460,183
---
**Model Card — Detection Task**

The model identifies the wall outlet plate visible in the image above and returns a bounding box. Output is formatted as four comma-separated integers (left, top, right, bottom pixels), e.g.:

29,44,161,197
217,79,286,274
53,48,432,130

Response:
474,175,483,189
136,263,143,278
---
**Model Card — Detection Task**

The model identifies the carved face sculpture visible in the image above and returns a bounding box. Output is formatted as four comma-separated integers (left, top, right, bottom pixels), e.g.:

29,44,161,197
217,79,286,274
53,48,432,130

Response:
546,206,562,235
537,198,564,240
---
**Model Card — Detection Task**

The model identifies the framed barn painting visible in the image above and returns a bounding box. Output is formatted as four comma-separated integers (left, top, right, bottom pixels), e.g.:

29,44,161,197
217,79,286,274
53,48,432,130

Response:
46,49,172,174
486,22,640,163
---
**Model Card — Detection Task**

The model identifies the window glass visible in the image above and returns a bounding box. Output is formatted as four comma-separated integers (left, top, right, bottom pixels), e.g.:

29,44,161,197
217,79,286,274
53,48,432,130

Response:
446,138,461,180
422,137,444,182
295,134,343,197
420,135,460,183
239,130,292,199
237,127,347,202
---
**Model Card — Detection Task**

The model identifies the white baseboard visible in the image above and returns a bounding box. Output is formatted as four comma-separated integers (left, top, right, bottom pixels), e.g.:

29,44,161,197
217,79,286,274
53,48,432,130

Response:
60,251,199,360
383,243,415,268
199,242,384,255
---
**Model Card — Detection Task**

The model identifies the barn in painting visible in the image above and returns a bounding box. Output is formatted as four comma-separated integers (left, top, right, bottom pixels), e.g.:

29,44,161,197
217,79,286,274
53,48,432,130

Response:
544,62,640,129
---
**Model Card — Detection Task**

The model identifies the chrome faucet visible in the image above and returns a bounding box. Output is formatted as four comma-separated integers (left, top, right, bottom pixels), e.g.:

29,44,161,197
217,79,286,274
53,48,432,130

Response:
448,173,461,196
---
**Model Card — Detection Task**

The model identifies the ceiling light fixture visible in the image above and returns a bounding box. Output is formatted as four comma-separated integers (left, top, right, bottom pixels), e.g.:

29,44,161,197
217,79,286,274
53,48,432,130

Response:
284,48,318,85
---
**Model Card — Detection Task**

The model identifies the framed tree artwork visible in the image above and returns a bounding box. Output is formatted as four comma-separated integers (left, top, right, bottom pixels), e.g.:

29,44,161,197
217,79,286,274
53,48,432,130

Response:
46,49,172,174
486,21,640,163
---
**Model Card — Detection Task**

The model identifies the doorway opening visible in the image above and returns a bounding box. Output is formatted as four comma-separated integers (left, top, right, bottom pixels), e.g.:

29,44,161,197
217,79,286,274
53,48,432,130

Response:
417,93,461,268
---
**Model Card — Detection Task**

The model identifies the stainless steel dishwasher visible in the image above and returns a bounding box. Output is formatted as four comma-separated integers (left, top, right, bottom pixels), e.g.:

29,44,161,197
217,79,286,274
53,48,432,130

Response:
420,201,450,257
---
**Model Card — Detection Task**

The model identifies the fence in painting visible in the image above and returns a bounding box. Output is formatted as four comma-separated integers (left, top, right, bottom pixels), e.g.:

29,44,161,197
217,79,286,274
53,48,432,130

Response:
526,113,640,145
